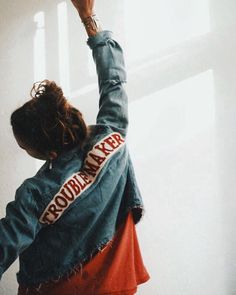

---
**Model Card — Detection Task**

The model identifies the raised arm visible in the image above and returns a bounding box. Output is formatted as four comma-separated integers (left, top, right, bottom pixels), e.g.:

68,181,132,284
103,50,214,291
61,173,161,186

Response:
71,0,129,137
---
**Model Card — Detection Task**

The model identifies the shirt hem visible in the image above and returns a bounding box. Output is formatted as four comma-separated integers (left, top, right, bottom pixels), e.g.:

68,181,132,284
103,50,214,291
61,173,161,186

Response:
98,286,137,295
97,274,150,295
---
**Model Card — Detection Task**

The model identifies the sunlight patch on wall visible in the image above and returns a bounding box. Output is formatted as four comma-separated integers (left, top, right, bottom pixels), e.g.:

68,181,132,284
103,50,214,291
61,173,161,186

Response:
124,0,210,62
128,69,215,159
57,1,70,94
33,12,46,81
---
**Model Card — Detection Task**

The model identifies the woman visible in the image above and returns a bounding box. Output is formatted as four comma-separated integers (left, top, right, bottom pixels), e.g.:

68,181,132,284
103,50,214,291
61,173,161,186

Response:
1,0,150,294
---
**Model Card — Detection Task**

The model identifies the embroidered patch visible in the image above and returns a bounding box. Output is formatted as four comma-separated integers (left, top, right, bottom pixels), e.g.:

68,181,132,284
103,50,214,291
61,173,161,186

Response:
39,132,125,225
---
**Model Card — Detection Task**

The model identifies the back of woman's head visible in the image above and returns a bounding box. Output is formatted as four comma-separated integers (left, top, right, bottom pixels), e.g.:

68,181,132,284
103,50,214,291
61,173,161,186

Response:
11,80,87,155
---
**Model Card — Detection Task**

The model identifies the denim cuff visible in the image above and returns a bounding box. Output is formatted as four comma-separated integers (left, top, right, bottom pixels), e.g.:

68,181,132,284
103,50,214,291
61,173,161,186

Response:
87,30,114,50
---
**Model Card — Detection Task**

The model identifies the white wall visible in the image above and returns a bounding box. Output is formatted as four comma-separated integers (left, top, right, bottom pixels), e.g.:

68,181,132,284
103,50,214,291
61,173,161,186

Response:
0,0,236,294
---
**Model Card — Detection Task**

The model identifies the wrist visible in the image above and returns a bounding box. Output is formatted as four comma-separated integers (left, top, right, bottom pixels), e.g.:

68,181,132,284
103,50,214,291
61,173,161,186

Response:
78,10,95,21
82,14,102,37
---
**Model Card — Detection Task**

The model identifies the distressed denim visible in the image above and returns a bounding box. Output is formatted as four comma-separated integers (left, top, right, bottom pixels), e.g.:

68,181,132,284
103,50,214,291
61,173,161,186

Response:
0,30,144,287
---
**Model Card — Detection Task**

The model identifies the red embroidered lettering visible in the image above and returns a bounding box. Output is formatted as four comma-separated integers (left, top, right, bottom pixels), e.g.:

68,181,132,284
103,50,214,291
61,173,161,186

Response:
79,172,92,185
41,212,52,224
104,136,119,149
73,174,87,190
112,133,125,145
55,195,68,208
95,142,113,156
67,179,81,195
89,152,106,165
47,204,63,219
60,188,75,201
63,183,75,199
83,160,100,177
39,132,126,224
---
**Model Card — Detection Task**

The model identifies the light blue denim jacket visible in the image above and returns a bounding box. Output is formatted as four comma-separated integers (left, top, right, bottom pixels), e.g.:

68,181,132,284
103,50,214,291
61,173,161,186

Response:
0,30,144,287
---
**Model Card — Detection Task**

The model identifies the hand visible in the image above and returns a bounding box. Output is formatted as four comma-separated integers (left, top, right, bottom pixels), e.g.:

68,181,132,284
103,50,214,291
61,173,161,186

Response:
71,0,95,21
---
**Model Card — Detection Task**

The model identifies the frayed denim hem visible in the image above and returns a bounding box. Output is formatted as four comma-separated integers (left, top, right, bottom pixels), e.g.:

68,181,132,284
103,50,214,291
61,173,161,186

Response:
18,205,145,294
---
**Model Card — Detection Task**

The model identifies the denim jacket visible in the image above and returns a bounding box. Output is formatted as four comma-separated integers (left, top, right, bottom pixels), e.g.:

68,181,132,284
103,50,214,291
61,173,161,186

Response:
0,31,144,287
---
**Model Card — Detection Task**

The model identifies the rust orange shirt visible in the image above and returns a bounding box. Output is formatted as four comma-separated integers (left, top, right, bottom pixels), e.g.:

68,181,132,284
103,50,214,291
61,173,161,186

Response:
18,211,150,295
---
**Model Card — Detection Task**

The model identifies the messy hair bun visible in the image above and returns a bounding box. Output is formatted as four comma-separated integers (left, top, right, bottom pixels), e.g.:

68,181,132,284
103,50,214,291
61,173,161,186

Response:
11,79,87,154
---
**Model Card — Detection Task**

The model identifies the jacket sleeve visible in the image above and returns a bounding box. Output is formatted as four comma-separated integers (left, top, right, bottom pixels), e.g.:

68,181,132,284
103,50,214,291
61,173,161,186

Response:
0,183,42,278
87,30,128,137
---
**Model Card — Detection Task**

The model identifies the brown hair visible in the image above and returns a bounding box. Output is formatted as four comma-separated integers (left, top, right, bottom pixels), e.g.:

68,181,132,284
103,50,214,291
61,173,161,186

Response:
11,80,87,154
